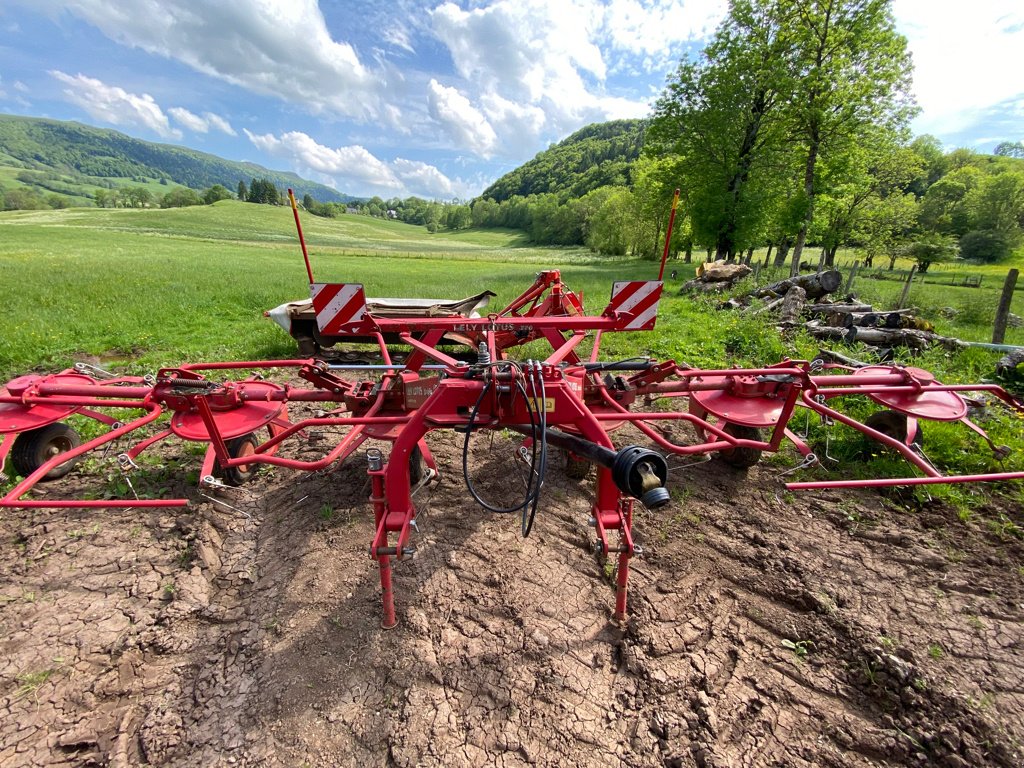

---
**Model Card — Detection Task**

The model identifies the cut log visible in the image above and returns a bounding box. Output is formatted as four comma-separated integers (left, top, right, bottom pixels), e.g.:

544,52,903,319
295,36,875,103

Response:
804,324,933,350
996,348,1024,375
806,302,874,314
778,286,806,326
814,348,871,368
751,297,785,315
679,279,730,295
697,261,752,282
754,269,842,300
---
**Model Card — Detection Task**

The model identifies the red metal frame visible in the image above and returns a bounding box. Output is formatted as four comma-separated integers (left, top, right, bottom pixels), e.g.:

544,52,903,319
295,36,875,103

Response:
3,270,1023,628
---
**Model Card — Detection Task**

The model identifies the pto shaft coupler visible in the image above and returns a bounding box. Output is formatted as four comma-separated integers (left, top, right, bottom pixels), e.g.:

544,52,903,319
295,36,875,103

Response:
534,428,671,509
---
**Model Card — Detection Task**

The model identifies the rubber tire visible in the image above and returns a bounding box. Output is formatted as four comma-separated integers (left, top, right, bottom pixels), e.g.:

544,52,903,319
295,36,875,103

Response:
217,433,259,486
864,410,922,450
717,423,763,469
409,445,426,485
10,422,82,481
564,451,593,480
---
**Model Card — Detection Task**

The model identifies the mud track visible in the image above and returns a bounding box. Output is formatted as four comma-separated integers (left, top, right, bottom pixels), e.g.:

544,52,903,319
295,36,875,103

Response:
2,425,1022,767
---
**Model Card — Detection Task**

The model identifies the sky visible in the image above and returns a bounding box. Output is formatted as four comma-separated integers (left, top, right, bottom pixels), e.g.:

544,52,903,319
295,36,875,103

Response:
0,1,1021,201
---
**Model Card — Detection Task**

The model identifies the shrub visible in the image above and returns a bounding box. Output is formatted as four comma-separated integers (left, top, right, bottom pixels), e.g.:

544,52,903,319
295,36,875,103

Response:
958,229,1016,263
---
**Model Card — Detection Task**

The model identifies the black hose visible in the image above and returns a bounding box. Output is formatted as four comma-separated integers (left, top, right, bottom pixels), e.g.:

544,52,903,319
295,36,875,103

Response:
462,367,540,516
521,363,548,537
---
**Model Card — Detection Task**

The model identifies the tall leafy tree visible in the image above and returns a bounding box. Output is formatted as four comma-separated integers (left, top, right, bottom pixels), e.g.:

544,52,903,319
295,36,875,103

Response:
783,0,915,274
647,0,794,260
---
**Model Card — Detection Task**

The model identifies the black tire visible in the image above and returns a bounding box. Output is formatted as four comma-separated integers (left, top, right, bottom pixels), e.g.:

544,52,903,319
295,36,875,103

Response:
409,444,426,485
717,423,763,469
11,422,82,480
864,410,922,452
217,433,260,486
564,451,593,480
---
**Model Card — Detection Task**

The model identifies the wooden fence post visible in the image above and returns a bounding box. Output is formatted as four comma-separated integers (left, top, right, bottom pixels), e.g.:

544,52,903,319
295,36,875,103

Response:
897,265,917,309
844,261,859,294
993,269,1019,344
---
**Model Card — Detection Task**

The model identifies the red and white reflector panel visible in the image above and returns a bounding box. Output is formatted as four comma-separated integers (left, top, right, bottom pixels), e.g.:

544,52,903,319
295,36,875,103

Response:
310,283,372,334
605,281,663,330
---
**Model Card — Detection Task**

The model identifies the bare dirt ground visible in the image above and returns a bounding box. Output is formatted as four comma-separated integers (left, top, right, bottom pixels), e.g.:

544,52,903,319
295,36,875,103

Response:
2,418,1023,767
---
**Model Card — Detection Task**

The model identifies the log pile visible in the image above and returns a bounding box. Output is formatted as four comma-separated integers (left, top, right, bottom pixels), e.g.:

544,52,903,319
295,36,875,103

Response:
710,268,958,351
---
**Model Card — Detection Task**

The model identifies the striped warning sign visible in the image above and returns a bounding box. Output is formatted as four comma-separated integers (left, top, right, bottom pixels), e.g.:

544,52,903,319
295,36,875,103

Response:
607,281,663,330
310,283,370,334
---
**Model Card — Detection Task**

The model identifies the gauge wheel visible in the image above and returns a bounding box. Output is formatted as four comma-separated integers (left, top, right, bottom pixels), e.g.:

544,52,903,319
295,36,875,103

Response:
864,410,922,450
10,422,82,480
217,433,260,486
409,444,426,485
717,423,763,469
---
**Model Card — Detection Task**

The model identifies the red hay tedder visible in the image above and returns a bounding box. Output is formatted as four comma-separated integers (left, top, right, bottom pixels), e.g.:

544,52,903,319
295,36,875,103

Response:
2,190,1022,627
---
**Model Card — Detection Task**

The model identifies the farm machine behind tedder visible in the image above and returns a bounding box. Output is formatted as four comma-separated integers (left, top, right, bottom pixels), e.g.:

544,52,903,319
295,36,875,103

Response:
2,190,1023,628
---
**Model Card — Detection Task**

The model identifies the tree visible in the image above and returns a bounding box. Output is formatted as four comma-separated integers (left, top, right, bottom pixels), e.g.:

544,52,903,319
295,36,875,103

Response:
123,186,152,208
647,0,793,260
918,166,981,236
202,184,232,205
906,134,947,198
965,170,1024,237
237,180,248,201
901,232,955,273
784,0,916,275
809,130,922,266
959,230,1015,263
3,188,46,210
994,141,1024,159
160,187,201,208
93,188,109,208
247,178,280,205
584,187,634,255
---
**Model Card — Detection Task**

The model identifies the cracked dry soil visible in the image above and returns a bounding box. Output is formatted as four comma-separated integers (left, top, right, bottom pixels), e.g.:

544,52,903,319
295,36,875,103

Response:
2,422,1023,767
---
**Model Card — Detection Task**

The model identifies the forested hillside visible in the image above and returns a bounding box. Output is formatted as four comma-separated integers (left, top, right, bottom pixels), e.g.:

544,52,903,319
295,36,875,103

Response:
481,120,644,202
0,114,348,204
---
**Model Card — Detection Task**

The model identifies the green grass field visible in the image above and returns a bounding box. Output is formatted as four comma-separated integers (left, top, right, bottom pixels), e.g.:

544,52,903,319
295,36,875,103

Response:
0,201,654,375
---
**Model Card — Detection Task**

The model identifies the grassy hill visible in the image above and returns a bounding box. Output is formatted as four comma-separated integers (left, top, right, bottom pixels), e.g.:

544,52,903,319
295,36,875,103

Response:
0,114,350,205
480,119,645,203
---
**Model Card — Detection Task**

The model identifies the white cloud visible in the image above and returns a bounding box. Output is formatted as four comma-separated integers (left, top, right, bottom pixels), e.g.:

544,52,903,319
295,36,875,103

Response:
50,70,181,139
168,107,207,133
894,0,1024,138
601,0,725,66
32,0,382,120
203,112,237,136
168,107,236,135
245,129,466,199
14,80,29,92
427,79,498,156
392,158,455,198
428,0,656,155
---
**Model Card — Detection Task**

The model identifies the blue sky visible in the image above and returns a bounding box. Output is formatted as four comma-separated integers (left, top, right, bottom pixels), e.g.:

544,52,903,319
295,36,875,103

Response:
1,1,1021,200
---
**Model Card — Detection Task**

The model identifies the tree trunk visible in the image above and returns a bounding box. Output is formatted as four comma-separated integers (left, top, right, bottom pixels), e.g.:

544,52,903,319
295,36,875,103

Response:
805,324,932,351
773,237,791,267
824,244,838,268
778,286,807,326
790,139,820,276
684,242,692,263
765,243,774,265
